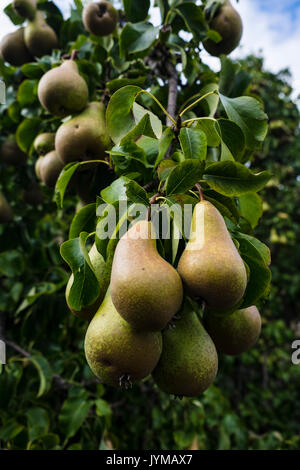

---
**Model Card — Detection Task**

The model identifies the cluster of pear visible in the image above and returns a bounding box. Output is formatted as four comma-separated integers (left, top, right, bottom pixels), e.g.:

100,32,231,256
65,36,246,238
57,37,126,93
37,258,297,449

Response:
203,0,243,57
34,56,111,192
66,199,261,397
0,0,58,66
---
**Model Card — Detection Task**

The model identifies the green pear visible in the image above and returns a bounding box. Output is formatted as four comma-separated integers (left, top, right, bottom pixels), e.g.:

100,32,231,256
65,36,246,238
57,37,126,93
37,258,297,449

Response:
204,306,262,355
38,60,89,117
66,243,113,322
33,133,55,156
39,150,64,188
55,102,111,164
0,192,13,224
110,220,183,332
1,136,27,167
152,303,218,397
203,0,243,57
13,0,37,20
24,11,58,58
0,28,32,67
178,200,247,313
82,1,118,37
84,291,163,387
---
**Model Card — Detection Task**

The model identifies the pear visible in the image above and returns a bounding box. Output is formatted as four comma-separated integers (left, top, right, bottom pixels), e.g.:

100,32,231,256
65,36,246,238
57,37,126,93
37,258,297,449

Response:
0,136,27,167
38,60,89,117
22,183,44,206
82,1,118,37
39,150,64,188
203,0,243,57
84,291,163,387
13,0,37,20
0,192,13,224
0,28,32,66
110,220,183,332
24,11,58,58
33,133,55,156
66,243,112,322
152,303,218,397
178,200,247,313
55,102,111,164
204,306,262,355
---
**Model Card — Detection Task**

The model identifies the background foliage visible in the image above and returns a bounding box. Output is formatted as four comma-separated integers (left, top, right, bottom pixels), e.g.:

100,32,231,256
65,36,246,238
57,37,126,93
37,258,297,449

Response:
0,0,299,450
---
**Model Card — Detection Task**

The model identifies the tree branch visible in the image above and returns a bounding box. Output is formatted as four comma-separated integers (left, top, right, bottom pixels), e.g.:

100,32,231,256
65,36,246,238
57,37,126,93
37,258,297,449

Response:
166,61,178,127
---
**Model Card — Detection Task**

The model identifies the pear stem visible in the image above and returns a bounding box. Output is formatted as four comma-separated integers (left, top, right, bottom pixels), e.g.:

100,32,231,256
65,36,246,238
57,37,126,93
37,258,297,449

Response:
70,49,79,61
195,183,205,201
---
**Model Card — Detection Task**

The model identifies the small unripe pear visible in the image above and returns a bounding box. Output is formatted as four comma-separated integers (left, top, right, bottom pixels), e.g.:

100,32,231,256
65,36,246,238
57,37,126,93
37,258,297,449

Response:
82,1,118,37
13,0,37,20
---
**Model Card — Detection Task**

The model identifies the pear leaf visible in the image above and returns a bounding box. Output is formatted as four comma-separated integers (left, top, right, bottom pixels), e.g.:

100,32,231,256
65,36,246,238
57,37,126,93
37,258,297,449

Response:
165,159,205,195
179,127,207,161
55,162,80,209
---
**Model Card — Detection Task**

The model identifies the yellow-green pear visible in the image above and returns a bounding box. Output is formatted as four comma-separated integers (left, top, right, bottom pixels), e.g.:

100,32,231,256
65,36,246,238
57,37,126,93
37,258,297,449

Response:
82,1,118,37
0,192,13,223
0,28,33,66
38,60,89,117
203,0,243,57
84,291,163,387
0,136,28,167
13,0,37,20
39,150,64,188
204,306,262,355
24,11,58,58
65,243,112,322
110,220,183,332
152,303,218,397
55,102,111,164
33,133,56,156
177,200,247,312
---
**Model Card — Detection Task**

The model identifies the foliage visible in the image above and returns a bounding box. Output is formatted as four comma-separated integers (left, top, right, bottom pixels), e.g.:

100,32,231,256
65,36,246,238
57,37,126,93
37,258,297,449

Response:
0,0,298,450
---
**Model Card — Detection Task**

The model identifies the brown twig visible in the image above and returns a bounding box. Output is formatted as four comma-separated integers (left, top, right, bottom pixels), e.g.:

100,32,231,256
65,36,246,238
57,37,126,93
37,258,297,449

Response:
166,60,178,127
195,183,205,201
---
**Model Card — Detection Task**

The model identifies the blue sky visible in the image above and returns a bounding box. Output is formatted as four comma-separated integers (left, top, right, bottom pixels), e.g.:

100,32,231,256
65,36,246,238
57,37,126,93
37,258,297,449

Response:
1,0,300,100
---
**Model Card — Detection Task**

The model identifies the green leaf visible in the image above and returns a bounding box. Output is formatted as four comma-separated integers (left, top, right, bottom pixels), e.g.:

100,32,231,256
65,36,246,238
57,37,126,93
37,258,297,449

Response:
195,119,220,147
238,193,263,228
95,399,112,417
219,94,268,150
132,102,162,139
203,161,271,196
16,118,41,153
59,391,92,439
4,4,24,25
179,128,207,160
60,234,100,311
122,0,150,22
155,127,174,167
55,163,80,209
0,250,25,277
101,176,131,204
157,160,177,182
174,3,205,40
17,79,38,107
26,408,49,441
106,76,147,93
119,22,159,58
69,203,97,239
165,159,205,195
29,356,53,398
21,62,45,79
217,119,245,161
125,180,149,205
106,85,142,145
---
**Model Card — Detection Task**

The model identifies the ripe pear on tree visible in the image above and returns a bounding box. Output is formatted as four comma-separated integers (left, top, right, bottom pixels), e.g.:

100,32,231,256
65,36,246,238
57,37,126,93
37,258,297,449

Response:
152,303,218,397
0,28,32,66
33,133,56,156
38,59,89,117
65,243,114,322
13,0,37,20
24,10,58,58
0,136,27,167
203,0,243,57
0,192,13,224
204,306,262,355
110,220,183,332
177,200,247,313
38,150,64,188
55,101,111,164
82,1,118,37
84,291,163,388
